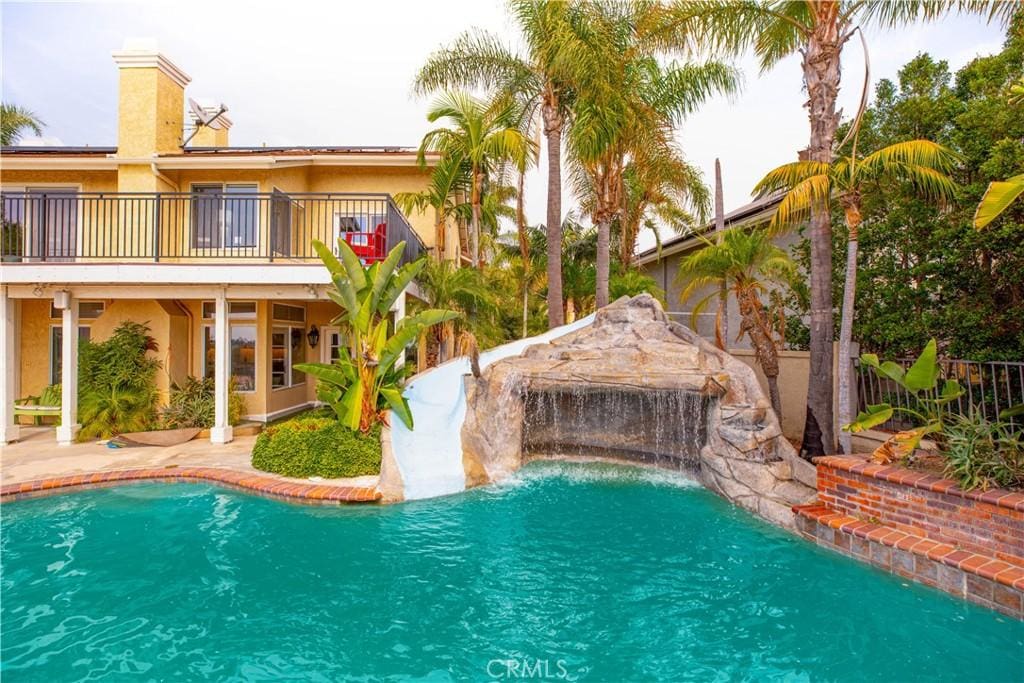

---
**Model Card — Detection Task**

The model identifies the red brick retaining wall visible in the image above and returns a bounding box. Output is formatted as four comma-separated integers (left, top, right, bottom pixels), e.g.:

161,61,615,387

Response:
816,456,1024,566
0,467,381,505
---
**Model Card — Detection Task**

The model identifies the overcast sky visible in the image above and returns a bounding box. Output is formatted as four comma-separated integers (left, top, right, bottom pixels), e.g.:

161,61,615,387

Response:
0,1,1007,249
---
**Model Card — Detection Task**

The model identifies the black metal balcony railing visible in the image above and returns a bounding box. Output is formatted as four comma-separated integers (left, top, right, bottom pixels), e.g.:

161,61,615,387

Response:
0,191,426,265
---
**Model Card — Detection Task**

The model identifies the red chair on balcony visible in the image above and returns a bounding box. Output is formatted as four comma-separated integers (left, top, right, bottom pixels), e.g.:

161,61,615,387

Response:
344,222,387,264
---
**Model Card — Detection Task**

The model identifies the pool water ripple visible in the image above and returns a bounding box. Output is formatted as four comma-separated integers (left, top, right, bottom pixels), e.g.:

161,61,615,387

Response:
2,460,1022,682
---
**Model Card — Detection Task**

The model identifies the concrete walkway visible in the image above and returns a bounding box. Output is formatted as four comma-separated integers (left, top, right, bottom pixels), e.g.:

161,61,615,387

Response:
0,427,379,499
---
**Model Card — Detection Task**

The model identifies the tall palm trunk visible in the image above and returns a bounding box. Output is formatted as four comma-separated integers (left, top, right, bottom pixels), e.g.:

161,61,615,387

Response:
435,208,446,261
596,216,611,309
470,169,482,267
543,98,565,328
837,194,862,454
799,4,842,458
714,158,728,350
738,287,783,421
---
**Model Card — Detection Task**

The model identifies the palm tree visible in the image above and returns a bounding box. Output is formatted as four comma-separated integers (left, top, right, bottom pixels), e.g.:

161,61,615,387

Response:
395,153,468,260
413,0,595,329
755,139,959,452
669,0,1013,458
414,259,497,363
417,92,533,268
1,104,44,146
678,229,798,419
567,2,737,309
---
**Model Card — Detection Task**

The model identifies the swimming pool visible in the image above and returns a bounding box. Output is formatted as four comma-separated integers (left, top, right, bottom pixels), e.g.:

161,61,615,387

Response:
2,462,1022,681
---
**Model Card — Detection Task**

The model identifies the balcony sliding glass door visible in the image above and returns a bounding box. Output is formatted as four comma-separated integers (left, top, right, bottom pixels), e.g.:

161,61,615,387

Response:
190,184,258,250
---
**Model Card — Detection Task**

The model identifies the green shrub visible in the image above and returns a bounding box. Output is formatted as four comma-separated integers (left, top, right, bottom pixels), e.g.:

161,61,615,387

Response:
251,417,382,478
943,410,1024,491
78,321,161,439
162,376,245,429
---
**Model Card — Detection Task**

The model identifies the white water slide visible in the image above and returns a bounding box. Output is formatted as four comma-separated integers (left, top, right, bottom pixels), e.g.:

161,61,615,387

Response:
389,315,596,500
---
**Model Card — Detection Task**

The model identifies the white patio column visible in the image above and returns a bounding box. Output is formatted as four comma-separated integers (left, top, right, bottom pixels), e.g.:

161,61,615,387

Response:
55,291,80,445
210,289,233,444
0,286,20,445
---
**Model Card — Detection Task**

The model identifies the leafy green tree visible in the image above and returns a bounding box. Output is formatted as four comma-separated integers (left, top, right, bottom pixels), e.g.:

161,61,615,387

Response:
395,153,468,260
756,138,959,452
670,0,1014,457
567,2,736,310
0,103,43,145
295,240,458,432
416,92,533,268
678,229,798,419
414,258,499,359
787,27,1024,361
78,322,161,439
414,0,595,328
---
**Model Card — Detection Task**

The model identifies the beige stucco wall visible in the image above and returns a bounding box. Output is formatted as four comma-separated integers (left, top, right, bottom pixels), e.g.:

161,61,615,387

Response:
729,343,855,442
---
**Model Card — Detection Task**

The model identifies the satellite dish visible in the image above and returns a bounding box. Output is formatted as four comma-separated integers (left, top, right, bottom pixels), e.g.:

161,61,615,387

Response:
183,98,229,145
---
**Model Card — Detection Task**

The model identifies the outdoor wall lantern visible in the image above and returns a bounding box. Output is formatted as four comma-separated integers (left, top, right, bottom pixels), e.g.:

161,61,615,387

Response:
307,325,320,348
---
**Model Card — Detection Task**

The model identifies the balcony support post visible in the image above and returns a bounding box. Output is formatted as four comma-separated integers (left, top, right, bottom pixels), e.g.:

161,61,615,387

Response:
210,288,234,444
55,291,80,445
0,286,21,445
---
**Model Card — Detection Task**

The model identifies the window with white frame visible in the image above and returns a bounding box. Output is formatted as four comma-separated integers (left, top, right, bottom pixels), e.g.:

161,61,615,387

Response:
201,301,257,392
271,304,306,389
49,301,106,320
191,184,259,249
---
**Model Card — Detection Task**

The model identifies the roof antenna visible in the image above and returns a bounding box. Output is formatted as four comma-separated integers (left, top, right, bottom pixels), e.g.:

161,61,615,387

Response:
183,98,228,146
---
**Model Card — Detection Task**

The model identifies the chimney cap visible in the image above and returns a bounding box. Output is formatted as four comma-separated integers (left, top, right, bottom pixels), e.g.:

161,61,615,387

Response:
112,38,191,89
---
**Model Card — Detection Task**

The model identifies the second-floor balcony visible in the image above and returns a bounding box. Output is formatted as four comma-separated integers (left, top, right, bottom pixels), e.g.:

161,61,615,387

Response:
0,191,426,266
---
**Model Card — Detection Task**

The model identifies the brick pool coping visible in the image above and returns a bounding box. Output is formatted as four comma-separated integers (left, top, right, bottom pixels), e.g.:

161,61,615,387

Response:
0,467,381,505
814,455,1024,512
795,455,1024,618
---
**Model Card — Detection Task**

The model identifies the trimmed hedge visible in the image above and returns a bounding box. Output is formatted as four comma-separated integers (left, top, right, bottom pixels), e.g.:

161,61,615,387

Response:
251,417,382,479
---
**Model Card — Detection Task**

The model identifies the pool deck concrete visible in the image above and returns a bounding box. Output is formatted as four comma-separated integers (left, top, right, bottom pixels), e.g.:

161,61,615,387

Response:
0,427,381,503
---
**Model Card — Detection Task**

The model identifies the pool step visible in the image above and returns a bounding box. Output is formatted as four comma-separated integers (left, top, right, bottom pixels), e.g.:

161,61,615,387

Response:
793,503,1024,618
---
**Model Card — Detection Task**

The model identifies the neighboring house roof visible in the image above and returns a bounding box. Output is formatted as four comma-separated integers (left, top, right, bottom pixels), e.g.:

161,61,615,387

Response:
634,193,783,266
0,146,117,155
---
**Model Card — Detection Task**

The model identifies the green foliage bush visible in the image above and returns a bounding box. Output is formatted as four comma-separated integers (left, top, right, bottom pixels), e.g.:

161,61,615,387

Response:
943,410,1024,491
161,376,245,429
786,25,1024,360
251,416,382,478
78,321,161,439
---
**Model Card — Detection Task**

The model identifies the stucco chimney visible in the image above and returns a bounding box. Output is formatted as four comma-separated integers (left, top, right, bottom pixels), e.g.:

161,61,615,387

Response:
112,38,191,159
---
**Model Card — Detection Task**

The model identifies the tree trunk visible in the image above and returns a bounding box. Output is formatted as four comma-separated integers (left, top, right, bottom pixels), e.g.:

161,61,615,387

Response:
738,290,783,422
522,281,530,338
596,216,611,308
714,158,728,350
470,171,482,268
799,7,843,459
838,199,861,455
517,167,529,261
435,208,446,261
766,374,783,424
543,102,564,329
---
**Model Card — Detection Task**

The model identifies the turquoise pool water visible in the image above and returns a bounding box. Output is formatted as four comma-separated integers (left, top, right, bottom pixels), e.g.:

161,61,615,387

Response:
2,462,1022,682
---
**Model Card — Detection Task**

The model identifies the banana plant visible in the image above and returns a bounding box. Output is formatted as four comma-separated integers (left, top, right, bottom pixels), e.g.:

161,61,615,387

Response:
844,339,964,463
295,238,459,432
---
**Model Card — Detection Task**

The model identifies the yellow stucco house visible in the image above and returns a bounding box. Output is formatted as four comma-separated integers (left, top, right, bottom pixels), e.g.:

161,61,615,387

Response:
0,40,443,446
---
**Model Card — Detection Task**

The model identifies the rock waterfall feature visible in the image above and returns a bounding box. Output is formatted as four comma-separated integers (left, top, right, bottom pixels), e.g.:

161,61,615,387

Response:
460,295,817,528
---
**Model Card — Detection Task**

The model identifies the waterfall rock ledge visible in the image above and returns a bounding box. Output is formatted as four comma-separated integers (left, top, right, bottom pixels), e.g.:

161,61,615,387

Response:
460,294,816,528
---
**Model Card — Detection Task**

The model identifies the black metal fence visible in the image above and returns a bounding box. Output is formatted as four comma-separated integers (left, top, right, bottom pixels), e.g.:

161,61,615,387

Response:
856,357,1024,430
0,191,426,265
